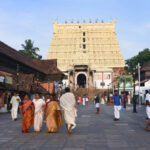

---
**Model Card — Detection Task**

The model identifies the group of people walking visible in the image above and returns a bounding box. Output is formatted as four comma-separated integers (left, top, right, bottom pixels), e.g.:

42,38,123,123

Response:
94,90,123,121
10,87,77,134
77,95,88,106
8,88,150,134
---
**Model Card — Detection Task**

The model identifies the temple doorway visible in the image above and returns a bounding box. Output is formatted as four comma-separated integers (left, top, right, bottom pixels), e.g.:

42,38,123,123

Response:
77,74,86,88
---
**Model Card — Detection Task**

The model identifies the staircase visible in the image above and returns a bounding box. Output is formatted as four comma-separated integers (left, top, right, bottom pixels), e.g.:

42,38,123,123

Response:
73,87,111,101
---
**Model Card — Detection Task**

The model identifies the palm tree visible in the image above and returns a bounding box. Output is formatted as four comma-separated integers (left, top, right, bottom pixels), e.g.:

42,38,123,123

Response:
19,39,42,60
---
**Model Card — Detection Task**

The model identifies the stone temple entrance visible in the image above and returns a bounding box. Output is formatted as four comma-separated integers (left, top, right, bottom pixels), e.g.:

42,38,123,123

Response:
77,74,86,88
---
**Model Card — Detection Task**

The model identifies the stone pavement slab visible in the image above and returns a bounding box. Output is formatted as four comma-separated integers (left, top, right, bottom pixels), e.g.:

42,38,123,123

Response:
0,103,150,150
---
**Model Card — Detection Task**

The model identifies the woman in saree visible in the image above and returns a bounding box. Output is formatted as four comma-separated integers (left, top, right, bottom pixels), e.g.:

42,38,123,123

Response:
33,93,45,132
45,95,63,133
20,94,34,133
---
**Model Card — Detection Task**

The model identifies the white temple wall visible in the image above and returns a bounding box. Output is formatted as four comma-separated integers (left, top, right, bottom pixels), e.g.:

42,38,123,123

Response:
94,72,112,89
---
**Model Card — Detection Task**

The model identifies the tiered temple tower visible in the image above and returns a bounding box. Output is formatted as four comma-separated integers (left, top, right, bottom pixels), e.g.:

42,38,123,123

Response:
47,20,125,89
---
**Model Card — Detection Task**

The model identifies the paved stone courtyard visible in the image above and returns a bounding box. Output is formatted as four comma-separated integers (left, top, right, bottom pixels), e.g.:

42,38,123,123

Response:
0,103,150,150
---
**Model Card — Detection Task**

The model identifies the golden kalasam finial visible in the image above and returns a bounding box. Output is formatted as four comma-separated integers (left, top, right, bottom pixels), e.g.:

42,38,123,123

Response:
95,19,98,23
53,20,57,24
65,20,67,24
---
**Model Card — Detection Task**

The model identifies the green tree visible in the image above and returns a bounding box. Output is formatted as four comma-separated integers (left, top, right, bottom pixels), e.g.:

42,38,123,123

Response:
125,48,150,72
19,39,42,60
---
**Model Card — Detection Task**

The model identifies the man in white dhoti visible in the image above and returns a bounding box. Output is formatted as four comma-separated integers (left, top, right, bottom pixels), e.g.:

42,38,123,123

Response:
145,91,150,131
10,93,21,121
33,93,45,132
60,87,77,134
94,94,100,114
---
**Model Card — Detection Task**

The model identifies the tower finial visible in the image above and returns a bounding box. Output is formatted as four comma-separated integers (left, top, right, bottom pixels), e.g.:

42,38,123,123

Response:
65,20,67,24
95,19,98,23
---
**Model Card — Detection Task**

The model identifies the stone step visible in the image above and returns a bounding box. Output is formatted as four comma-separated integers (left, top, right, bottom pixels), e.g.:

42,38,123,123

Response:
73,88,112,101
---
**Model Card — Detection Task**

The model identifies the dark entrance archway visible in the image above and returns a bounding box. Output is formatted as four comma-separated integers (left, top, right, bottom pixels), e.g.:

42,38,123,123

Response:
77,74,86,88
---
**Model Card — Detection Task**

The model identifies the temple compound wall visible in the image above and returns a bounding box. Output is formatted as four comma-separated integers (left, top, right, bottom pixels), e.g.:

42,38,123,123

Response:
47,20,125,90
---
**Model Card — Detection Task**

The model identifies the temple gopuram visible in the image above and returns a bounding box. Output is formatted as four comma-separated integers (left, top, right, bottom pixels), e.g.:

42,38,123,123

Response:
47,20,125,90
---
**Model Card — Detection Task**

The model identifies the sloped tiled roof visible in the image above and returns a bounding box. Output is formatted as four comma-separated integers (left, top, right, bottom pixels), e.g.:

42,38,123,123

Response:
0,41,47,74
33,59,63,75
0,41,63,76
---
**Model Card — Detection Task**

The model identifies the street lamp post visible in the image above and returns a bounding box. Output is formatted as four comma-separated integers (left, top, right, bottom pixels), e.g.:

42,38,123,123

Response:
133,71,137,113
137,63,141,105
123,75,126,109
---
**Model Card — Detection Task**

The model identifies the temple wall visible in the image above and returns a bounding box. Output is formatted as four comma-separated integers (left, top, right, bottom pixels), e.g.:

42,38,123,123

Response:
47,20,125,89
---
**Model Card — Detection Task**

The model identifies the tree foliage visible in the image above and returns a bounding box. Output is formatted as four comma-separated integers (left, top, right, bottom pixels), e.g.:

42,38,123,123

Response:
125,48,150,72
19,39,42,60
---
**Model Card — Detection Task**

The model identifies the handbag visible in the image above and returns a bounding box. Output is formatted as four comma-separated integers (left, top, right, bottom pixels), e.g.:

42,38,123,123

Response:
121,106,123,112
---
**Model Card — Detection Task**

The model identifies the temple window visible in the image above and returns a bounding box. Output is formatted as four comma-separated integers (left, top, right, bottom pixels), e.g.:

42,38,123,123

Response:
83,44,86,49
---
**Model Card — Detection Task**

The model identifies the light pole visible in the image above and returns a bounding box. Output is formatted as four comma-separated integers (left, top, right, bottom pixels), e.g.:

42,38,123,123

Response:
132,70,137,113
137,63,141,105
123,75,126,109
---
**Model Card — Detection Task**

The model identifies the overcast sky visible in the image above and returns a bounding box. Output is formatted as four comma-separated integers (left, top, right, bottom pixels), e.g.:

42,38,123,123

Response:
0,0,150,60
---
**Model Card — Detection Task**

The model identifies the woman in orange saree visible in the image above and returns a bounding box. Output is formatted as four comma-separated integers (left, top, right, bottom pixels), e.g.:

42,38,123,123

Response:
20,95,34,133
45,96,63,133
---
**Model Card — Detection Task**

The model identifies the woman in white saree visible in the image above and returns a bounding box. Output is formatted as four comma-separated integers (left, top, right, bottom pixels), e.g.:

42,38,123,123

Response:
33,94,45,132
60,87,77,134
